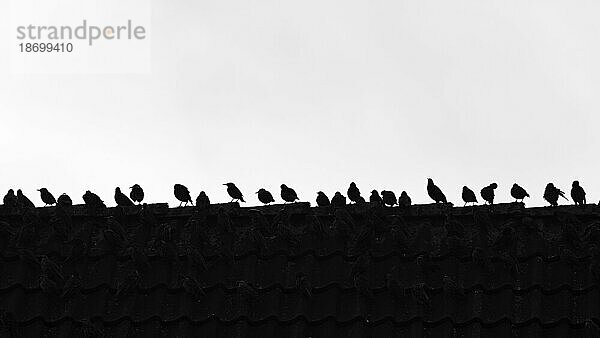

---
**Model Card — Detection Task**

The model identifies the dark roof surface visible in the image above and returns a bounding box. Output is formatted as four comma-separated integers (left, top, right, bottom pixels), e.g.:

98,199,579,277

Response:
0,201,599,337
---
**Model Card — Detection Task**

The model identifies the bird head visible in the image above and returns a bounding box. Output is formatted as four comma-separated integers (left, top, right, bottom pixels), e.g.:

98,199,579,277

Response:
115,187,121,193
350,182,356,187
462,186,468,191
37,188,45,192
546,183,554,189
401,191,408,196
317,191,324,195
199,191,207,196
130,184,139,189
255,189,264,194
280,184,287,189
427,178,433,185
371,190,378,194
223,183,234,187
512,183,518,188
16,189,23,196
334,192,342,196
490,183,498,189
573,180,580,187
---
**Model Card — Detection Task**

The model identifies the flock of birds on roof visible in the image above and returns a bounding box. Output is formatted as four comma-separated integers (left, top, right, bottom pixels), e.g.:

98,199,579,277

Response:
0,179,591,210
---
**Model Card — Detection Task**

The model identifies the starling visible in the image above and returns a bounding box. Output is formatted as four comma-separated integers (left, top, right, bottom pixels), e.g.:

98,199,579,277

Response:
129,184,144,204
280,184,299,203
316,191,330,207
461,186,477,206
174,184,193,206
398,191,412,207
16,189,35,208
480,183,498,205
37,188,56,206
347,182,362,204
223,183,245,203
196,191,210,209
510,183,529,202
82,190,105,208
369,190,383,205
331,192,346,207
3,189,17,208
427,178,447,203
114,187,134,207
256,188,275,205
571,181,586,206
381,190,398,207
544,183,568,206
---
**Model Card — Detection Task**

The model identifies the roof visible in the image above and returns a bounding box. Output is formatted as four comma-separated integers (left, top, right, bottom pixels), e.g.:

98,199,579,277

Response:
0,201,599,337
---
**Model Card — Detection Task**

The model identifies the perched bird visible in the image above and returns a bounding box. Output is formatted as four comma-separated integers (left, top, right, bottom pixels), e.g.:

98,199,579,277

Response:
316,191,330,207
57,193,72,208
280,184,299,203
196,191,210,209
461,186,477,206
82,190,105,208
174,184,193,206
571,181,586,206
381,190,397,207
129,184,144,204
398,191,412,208
427,179,447,204
347,182,362,204
3,189,17,208
37,188,56,206
223,183,245,203
256,188,275,205
16,189,35,208
510,183,529,202
331,192,346,207
544,183,568,206
114,187,134,207
480,183,498,205
369,190,383,205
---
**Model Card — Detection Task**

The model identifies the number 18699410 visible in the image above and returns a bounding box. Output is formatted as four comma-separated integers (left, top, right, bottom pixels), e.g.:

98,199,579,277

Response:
19,42,73,53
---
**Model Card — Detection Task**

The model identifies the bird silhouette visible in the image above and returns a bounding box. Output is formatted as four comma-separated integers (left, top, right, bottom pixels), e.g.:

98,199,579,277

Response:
480,183,498,205
16,190,35,209
398,191,412,208
114,187,134,207
381,190,397,207
571,181,586,206
427,179,447,203
347,182,362,204
369,190,383,205
510,183,529,202
316,191,330,207
544,183,568,206
331,192,346,207
461,186,477,206
224,183,244,203
280,184,299,203
196,191,210,209
174,184,193,206
37,188,56,206
129,184,144,204
57,193,72,208
82,190,105,208
256,188,275,205
3,189,17,208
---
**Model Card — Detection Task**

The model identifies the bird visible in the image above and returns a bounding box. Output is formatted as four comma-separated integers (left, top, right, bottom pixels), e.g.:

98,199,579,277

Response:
571,181,586,206
256,188,275,205
174,184,193,206
381,190,397,207
544,183,568,206
398,191,412,208
82,190,105,208
510,183,529,202
3,189,17,208
129,184,144,204
280,184,299,203
223,183,244,203
347,182,362,204
480,183,498,205
461,186,477,206
316,191,330,207
114,187,134,207
369,190,383,205
196,191,210,209
56,193,72,208
331,192,346,207
37,188,56,206
16,189,35,208
427,178,447,203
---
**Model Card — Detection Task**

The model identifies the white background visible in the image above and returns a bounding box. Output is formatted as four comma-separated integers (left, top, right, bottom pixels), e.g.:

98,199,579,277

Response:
0,0,598,207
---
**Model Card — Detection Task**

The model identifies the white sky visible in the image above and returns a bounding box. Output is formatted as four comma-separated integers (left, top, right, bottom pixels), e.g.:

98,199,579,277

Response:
0,0,598,207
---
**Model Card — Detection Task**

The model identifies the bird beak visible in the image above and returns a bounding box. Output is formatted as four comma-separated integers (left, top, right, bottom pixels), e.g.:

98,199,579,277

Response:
255,191,259,194
222,184,227,186
129,186,133,189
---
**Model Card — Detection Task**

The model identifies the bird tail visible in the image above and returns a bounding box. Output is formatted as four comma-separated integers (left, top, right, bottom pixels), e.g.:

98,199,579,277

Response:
559,191,568,200
240,197,246,203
